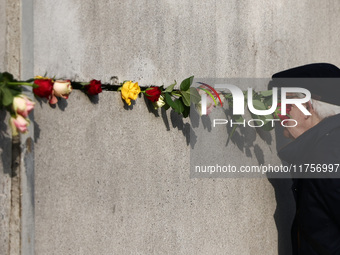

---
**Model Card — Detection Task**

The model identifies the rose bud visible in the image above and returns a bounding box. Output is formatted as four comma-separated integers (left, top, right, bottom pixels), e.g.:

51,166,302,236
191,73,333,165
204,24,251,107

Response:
12,95,35,118
145,87,162,102
9,115,29,135
53,80,72,99
155,95,166,108
33,79,53,99
85,79,102,96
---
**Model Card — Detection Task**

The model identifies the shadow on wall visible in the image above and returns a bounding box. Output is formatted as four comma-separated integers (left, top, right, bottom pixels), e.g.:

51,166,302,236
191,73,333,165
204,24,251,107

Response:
268,78,295,255
189,102,273,165
268,125,295,255
143,95,192,146
144,87,295,255
187,87,295,254
31,91,295,255
0,110,12,175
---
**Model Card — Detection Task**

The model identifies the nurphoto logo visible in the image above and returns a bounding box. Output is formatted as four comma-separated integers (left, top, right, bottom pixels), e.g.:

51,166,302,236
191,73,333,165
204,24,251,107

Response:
199,83,311,128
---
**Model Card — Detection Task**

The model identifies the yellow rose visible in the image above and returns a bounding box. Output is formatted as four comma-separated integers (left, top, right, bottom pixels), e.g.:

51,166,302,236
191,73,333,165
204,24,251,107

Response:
121,81,141,105
34,75,54,82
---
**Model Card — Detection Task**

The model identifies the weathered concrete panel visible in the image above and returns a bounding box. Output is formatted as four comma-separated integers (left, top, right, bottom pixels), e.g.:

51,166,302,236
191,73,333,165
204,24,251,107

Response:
5,0,20,78
34,91,279,254
32,0,340,254
0,110,11,255
0,1,10,253
34,0,340,83
0,0,6,72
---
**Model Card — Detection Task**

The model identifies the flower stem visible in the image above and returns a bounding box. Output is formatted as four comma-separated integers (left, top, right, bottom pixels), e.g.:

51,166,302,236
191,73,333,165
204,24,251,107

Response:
7,82,34,86
171,91,181,97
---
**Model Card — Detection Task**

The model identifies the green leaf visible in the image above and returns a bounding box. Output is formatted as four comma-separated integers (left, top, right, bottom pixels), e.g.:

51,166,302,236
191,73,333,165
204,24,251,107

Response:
189,87,201,104
259,90,273,97
263,96,273,109
250,99,267,111
180,76,194,91
173,99,184,113
164,81,177,93
9,87,22,97
171,91,181,97
0,72,3,82
233,115,244,123
165,92,183,113
181,90,190,107
229,115,244,139
249,112,275,131
182,105,190,118
250,113,265,127
261,122,275,131
225,93,232,99
2,72,14,83
253,93,261,101
165,92,177,108
163,103,170,111
1,87,14,106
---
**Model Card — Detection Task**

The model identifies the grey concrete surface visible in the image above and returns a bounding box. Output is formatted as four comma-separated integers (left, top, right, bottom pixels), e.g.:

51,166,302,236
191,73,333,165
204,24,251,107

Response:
0,110,11,255
0,2,9,252
21,0,34,80
21,1,35,254
31,0,340,254
34,0,340,83
5,0,20,78
0,0,6,72
0,0,35,254
34,91,279,255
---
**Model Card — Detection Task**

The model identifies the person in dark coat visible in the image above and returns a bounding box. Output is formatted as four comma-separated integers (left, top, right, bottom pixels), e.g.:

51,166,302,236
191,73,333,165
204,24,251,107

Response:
272,63,340,255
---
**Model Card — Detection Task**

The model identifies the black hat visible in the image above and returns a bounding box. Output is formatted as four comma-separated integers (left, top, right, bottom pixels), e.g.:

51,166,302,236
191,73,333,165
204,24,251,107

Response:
271,63,340,106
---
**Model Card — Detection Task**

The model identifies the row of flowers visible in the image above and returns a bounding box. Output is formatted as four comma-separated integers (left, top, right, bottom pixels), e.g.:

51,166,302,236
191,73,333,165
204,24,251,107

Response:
0,71,289,136
0,72,201,135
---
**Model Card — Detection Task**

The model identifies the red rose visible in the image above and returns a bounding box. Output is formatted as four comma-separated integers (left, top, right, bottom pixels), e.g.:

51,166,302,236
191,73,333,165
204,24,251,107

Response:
274,103,292,121
85,79,102,96
145,87,161,102
33,79,53,99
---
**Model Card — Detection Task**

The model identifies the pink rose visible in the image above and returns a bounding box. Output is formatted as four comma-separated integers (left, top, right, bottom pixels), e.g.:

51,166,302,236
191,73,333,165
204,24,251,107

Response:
12,95,35,118
10,115,29,135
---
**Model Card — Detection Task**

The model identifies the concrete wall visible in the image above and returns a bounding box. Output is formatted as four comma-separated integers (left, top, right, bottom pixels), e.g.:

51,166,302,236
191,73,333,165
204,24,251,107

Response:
0,110,11,255
32,0,340,254
0,0,9,253
0,0,5,71
0,1,35,254
34,91,280,255
1,1,11,255
0,0,338,254
34,0,340,83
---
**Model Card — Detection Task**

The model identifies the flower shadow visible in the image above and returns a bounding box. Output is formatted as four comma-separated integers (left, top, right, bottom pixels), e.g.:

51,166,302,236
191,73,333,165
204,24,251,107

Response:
0,110,12,175
142,94,193,146
87,94,99,104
